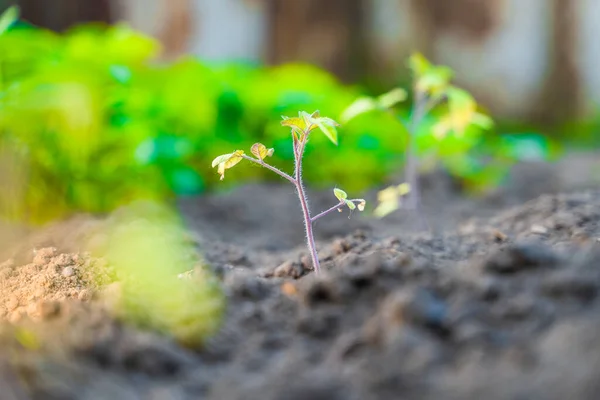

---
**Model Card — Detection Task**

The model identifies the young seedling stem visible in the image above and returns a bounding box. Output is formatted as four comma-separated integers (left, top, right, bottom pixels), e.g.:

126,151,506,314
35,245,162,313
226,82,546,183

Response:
212,111,365,274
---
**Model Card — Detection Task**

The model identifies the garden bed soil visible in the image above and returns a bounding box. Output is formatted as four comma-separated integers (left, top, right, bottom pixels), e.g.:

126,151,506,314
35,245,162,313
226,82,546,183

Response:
0,154,599,399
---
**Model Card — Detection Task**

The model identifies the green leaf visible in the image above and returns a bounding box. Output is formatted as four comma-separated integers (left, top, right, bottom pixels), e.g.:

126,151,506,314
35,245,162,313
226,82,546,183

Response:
397,183,410,196
281,116,308,132
433,86,493,139
300,110,321,131
0,5,19,35
333,188,347,201
471,113,494,129
377,88,407,109
417,67,453,94
409,53,453,95
15,328,40,350
315,117,339,145
373,200,398,218
373,183,410,218
447,87,475,111
211,150,244,180
282,111,339,144
340,88,405,125
251,143,274,160
281,110,322,140
340,97,378,123
345,199,356,210
408,53,432,76
109,64,133,84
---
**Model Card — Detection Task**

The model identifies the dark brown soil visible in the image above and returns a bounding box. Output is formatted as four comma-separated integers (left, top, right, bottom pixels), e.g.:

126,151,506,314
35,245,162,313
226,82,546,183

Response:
0,154,600,400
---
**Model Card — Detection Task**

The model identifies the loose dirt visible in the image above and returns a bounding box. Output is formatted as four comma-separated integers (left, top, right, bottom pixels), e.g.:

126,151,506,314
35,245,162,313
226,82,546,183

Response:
0,155,599,399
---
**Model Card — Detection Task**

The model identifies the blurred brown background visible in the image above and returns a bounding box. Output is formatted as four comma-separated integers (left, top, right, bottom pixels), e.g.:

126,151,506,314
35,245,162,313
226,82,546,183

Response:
6,0,600,125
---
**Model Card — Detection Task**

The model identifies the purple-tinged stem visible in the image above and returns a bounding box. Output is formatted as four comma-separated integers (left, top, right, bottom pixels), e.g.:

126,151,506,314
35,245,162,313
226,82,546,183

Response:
293,138,322,274
311,201,344,222
311,199,364,222
241,154,295,184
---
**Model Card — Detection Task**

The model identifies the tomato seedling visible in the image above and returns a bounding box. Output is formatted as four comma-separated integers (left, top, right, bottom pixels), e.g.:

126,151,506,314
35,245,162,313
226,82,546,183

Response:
212,111,365,274
342,53,493,222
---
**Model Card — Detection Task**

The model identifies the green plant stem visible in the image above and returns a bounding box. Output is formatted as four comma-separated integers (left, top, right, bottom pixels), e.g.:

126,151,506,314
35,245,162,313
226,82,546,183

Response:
293,138,322,274
241,154,295,184
311,199,364,222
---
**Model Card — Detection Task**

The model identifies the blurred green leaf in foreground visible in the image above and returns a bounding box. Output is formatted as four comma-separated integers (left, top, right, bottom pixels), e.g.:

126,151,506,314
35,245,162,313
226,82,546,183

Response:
94,202,224,346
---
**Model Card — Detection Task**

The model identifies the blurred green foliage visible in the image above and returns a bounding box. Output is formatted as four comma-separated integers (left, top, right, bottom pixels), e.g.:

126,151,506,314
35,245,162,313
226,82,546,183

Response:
0,15,566,223
375,105,561,194
0,20,401,222
96,202,224,346
343,53,561,196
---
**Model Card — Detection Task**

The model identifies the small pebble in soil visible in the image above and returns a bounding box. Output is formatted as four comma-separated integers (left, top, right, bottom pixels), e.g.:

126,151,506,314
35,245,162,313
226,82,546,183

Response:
300,255,312,271
273,260,305,279
62,266,75,277
530,224,549,235
280,282,298,297
483,241,560,274
491,229,509,243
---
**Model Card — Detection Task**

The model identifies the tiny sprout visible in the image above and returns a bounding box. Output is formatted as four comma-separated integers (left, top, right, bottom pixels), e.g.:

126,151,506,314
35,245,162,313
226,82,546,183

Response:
212,111,365,274
333,188,365,213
